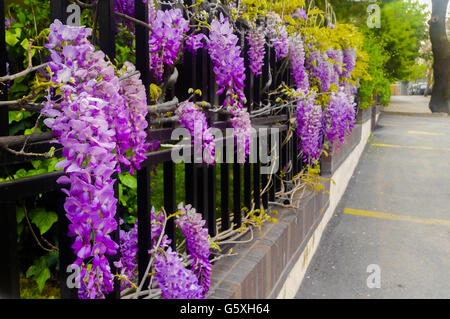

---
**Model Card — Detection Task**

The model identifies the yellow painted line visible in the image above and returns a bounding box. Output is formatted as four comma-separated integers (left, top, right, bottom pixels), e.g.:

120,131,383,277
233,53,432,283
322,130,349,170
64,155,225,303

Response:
379,123,400,127
407,130,444,136
371,143,450,152
344,208,450,227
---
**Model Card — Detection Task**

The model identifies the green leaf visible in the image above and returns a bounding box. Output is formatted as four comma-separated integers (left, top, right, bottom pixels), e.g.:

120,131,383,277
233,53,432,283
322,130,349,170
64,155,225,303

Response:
20,38,29,51
28,208,58,235
26,256,51,293
9,82,28,94
14,169,29,179
119,173,137,190
16,206,25,224
31,160,42,170
5,30,19,46
24,127,42,135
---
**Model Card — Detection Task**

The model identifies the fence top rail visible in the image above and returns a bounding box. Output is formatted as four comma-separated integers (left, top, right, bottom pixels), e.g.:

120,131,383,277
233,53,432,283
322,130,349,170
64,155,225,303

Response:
0,121,288,201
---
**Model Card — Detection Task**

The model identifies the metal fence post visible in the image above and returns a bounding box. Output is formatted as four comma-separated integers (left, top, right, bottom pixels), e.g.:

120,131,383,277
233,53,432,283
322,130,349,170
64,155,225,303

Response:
0,0,19,299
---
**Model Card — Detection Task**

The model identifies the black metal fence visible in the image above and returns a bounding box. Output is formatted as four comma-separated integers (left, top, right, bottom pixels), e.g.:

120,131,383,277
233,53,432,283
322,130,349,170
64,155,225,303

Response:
0,0,310,299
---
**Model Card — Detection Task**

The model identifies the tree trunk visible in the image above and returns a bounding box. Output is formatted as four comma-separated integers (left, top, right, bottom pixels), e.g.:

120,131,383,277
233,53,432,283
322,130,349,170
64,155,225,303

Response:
424,67,432,97
429,0,450,113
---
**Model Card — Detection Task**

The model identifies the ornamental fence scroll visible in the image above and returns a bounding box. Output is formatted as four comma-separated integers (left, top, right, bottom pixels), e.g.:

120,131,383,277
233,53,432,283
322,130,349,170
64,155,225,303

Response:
0,0,359,299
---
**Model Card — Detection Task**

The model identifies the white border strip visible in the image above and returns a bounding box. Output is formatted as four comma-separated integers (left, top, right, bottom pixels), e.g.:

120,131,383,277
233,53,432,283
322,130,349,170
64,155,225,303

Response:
276,120,372,299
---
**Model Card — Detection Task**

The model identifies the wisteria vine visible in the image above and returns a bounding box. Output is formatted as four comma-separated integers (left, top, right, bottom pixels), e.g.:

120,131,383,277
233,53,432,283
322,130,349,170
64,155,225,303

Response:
18,0,364,300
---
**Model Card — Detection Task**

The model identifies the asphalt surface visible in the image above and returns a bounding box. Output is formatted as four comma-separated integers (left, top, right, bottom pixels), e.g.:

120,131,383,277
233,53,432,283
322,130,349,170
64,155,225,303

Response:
295,113,450,298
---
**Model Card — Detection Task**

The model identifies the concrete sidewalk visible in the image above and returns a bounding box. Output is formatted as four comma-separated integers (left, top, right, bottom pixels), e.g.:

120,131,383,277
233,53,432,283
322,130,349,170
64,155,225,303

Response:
295,113,450,298
383,95,432,114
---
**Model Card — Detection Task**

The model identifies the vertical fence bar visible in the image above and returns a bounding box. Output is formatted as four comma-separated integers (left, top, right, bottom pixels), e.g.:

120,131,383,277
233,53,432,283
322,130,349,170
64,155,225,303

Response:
253,134,261,211
137,166,151,289
56,191,78,299
207,165,217,236
97,0,119,298
0,202,19,298
49,0,75,300
0,0,19,299
163,162,176,250
195,49,209,218
204,50,217,237
243,38,252,210
253,68,261,212
233,153,241,228
97,0,116,62
292,127,299,176
260,44,270,209
184,42,198,208
50,0,69,23
134,0,152,293
185,162,198,207
220,144,230,231
0,0,8,137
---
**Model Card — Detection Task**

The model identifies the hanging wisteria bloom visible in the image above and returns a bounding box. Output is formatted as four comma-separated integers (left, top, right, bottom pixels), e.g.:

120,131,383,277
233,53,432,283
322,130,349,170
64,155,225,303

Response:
175,101,215,165
289,35,309,92
207,14,251,162
342,48,357,79
119,62,150,172
149,8,189,80
175,203,211,295
43,20,148,299
307,50,333,92
297,93,324,163
153,247,205,299
292,8,307,21
323,89,356,149
230,107,252,163
185,33,206,55
115,219,138,287
269,24,289,59
247,27,266,76
207,14,246,105
326,48,343,86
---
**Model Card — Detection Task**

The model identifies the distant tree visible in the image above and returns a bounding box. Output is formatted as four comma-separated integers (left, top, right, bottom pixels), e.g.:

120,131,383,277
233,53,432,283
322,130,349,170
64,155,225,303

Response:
429,0,450,113
328,0,429,82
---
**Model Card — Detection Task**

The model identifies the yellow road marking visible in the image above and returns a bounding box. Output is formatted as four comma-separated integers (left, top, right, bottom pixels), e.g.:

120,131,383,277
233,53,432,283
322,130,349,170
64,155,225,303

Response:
379,123,400,127
371,143,450,152
344,208,450,227
407,130,444,136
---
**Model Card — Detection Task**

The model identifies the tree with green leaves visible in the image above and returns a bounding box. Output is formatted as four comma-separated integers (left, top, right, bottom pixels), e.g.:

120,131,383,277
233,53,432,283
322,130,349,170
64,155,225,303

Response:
429,0,450,113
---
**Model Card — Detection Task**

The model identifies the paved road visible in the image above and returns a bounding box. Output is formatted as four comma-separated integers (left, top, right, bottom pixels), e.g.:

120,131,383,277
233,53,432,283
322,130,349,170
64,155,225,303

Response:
295,113,450,298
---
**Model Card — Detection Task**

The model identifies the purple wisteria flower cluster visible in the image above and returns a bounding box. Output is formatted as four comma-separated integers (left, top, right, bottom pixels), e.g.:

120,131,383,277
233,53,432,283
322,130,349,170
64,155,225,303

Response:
323,89,356,149
289,35,309,92
207,14,246,105
42,20,148,298
296,93,323,163
269,24,289,60
114,204,210,299
175,203,212,295
116,219,138,286
247,27,266,76
230,108,253,163
342,48,357,79
292,8,308,21
185,33,206,55
153,247,204,299
175,101,216,165
149,8,189,81
307,50,333,92
207,14,252,162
